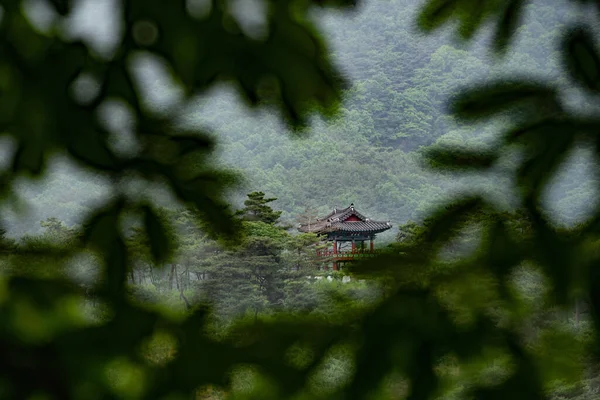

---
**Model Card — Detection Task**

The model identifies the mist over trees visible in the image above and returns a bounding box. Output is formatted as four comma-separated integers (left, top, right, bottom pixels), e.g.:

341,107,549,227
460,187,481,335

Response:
5,0,590,240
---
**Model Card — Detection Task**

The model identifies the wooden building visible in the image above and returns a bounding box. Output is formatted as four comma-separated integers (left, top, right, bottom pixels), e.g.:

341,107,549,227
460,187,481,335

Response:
298,204,391,270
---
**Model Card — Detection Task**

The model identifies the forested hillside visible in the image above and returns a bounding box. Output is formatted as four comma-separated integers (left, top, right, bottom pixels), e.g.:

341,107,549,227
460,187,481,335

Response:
4,0,589,238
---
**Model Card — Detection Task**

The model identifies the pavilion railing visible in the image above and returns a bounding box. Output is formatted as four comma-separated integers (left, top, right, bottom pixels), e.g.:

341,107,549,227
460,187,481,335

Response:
316,249,379,259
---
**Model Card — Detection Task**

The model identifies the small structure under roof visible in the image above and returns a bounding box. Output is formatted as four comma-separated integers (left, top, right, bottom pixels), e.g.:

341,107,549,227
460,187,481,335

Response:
298,204,392,270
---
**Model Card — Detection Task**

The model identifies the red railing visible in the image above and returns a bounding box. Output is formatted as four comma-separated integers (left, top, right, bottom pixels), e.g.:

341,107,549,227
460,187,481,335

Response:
316,249,379,260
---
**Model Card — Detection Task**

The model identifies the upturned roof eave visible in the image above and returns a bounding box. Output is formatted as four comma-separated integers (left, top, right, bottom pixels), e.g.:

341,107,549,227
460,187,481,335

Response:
298,204,391,234
299,224,392,235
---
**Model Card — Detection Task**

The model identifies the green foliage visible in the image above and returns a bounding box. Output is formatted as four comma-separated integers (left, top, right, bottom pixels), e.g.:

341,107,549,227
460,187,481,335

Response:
0,228,17,254
3,0,600,400
236,191,283,225
343,2,600,399
417,0,527,54
424,147,498,171
563,26,600,94
141,204,174,264
5,1,579,240
0,0,355,396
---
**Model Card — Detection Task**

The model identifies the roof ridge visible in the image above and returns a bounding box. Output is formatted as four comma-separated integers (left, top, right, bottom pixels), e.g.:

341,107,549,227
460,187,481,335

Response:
299,205,391,233
321,205,352,221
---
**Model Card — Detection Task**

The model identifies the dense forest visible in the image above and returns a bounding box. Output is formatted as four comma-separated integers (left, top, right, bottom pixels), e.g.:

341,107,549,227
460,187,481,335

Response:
5,0,594,240
3,0,600,399
4,192,600,399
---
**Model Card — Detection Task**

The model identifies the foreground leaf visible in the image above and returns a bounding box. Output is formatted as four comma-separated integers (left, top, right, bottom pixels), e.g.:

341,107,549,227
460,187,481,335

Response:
450,80,558,121
563,25,600,93
142,204,173,264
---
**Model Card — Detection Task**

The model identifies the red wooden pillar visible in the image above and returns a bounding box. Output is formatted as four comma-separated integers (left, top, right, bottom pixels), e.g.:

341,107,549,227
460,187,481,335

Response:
351,240,356,253
370,239,374,252
332,240,338,271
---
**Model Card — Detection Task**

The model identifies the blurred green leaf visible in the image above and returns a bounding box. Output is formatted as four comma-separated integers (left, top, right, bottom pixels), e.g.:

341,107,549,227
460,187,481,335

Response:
11,140,45,175
103,64,142,114
424,196,485,246
424,147,498,170
588,260,600,357
485,218,523,285
417,0,461,33
450,80,558,121
83,199,127,299
47,0,72,16
83,201,122,252
563,25,600,93
418,0,527,54
168,133,214,155
529,212,577,304
506,119,576,197
1,0,599,398
492,0,526,53
125,0,347,128
471,340,545,400
66,127,119,171
142,204,173,264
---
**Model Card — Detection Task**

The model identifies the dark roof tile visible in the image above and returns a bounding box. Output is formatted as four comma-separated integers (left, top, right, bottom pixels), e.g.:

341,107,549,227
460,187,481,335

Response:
298,204,391,235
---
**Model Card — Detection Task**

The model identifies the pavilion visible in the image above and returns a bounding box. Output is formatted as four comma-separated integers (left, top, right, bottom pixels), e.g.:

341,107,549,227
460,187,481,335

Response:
298,203,391,270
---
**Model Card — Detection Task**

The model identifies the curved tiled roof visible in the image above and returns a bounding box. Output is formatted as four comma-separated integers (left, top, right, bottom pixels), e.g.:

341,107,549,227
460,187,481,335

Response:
321,205,367,222
331,220,391,232
298,204,391,235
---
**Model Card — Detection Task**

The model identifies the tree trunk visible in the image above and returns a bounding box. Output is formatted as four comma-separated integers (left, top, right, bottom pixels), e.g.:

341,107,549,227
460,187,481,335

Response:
168,264,175,290
149,265,156,285
180,290,191,310
173,265,180,290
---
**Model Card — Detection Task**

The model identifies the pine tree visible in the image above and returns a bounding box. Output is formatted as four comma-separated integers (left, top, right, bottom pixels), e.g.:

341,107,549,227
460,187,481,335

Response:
236,192,282,225
0,228,16,254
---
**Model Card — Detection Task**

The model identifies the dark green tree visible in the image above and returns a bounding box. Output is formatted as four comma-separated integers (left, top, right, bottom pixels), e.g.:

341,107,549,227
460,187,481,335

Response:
237,191,283,225
0,228,16,254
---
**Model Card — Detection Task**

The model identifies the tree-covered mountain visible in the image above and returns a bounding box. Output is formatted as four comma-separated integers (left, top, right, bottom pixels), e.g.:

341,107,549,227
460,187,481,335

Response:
5,0,591,239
